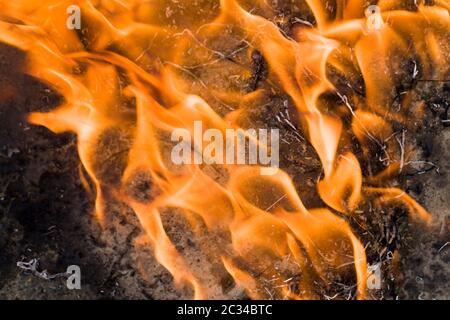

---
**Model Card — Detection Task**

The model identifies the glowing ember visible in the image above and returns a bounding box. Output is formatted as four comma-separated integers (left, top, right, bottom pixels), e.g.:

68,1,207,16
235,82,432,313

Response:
1,0,448,299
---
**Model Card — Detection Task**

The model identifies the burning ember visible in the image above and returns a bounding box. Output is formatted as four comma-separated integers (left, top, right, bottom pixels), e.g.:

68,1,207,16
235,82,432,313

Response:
0,0,449,300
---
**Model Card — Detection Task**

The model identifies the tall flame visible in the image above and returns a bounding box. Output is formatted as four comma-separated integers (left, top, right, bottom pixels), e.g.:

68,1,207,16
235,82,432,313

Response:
1,0,447,299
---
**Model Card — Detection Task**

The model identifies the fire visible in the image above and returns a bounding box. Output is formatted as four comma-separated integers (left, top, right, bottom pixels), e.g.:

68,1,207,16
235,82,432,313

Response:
1,0,448,299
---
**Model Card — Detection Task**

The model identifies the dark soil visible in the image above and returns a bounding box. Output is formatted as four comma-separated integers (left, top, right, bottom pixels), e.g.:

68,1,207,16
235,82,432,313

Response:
0,43,179,299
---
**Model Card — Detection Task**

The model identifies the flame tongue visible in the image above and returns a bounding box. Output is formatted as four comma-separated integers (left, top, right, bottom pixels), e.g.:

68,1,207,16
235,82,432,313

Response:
0,0,446,299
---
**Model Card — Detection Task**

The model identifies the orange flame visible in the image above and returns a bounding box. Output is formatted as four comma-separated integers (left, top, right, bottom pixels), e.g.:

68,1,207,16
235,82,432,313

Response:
1,0,447,299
